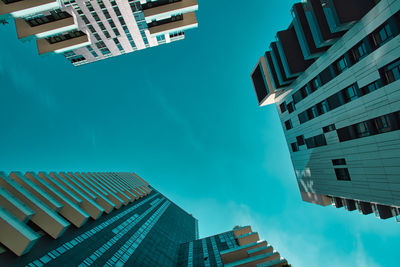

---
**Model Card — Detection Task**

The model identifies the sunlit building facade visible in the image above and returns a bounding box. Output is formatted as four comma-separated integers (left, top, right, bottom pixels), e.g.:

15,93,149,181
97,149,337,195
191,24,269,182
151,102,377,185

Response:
177,225,290,267
0,171,197,266
251,0,400,221
0,0,198,66
0,171,289,266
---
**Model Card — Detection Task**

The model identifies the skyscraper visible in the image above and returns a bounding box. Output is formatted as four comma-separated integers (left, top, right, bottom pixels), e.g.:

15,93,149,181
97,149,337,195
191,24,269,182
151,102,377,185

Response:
0,171,289,267
250,0,400,221
0,0,198,66
0,171,197,266
177,225,290,267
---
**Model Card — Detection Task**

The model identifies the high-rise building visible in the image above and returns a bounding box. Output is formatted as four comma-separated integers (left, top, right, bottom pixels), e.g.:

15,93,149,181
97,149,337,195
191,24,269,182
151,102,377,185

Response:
250,0,400,221
0,171,197,266
0,0,198,66
177,225,290,267
0,171,289,267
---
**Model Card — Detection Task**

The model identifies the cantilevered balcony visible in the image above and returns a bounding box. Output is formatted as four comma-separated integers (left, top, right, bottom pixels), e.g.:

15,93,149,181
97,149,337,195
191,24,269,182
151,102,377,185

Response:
276,26,314,79
15,11,76,39
148,11,197,36
36,30,90,55
0,0,59,17
224,251,282,267
251,56,277,106
143,0,198,23
220,240,270,264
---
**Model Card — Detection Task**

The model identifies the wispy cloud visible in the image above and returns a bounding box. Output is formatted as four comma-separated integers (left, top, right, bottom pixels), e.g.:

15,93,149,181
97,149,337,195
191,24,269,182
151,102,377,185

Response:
144,78,204,152
226,202,382,267
0,50,58,112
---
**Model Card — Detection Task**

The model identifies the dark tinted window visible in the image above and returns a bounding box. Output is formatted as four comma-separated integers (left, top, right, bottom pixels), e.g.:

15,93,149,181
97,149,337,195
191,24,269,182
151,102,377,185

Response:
323,124,336,133
296,135,305,146
291,142,299,152
287,102,295,113
285,120,293,130
332,159,346,165
279,102,286,113
335,168,351,181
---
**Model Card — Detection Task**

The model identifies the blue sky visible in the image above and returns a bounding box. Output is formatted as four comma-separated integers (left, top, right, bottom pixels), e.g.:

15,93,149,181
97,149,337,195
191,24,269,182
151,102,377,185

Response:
0,0,399,266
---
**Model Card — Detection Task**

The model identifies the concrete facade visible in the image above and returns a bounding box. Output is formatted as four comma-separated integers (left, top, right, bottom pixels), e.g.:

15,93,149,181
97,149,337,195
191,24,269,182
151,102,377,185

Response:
251,0,400,221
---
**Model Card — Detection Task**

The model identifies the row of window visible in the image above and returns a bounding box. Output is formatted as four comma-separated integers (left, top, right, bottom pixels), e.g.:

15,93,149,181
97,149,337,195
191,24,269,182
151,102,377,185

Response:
104,201,171,267
82,198,166,266
291,133,327,152
141,0,181,10
297,56,400,125
280,12,400,114
288,56,400,152
26,10,71,27
26,193,161,267
46,30,85,44
337,110,400,142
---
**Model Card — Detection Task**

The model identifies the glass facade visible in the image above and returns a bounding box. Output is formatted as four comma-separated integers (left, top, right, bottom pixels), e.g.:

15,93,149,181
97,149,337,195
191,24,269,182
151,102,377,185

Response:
0,189,197,267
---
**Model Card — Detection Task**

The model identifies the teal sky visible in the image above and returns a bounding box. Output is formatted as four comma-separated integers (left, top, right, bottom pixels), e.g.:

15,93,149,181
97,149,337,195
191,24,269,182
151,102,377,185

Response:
0,1,399,266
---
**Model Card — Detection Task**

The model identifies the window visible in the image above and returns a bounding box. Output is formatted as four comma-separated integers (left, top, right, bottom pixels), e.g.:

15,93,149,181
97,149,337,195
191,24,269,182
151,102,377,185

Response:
291,142,299,152
333,56,349,75
319,66,334,84
370,23,393,48
287,102,295,113
298,111,308,124
323,124,336,133
279,102,286,113
46,30,85,44
316,100,329,115
296,135,305,146
332,159,346,165
292,91,303,104
334,168,351,181
360,79,382,95
327,93,344,110
285,120,293,130
341,84,359,103
381,58,400,84
337,111,400,142
374,115,392,133
351,41,368,63
309,77,320,92
305,134,327,149
354,122,371,138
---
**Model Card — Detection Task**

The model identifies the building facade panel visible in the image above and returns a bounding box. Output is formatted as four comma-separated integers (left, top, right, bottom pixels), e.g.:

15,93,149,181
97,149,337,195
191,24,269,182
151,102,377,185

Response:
251,0,400,221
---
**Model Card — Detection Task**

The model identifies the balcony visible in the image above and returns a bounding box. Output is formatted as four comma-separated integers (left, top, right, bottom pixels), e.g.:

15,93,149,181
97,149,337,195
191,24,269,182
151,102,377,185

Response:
36,30,90,55
237,232,260,246
143,0,198,23
220,240,269,264
15,11,76,39
148,11,197,36
224,251,282,267
0,0,59,17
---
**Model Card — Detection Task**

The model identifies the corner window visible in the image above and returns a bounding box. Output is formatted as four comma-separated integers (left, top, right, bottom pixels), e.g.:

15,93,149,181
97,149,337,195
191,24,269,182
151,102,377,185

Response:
291,142,299,152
